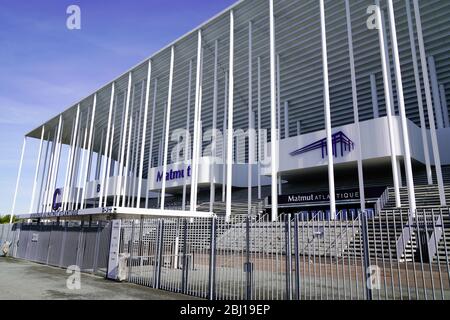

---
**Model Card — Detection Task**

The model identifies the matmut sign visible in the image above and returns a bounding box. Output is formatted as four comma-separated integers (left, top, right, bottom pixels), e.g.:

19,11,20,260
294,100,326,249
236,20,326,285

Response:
156,166,191,183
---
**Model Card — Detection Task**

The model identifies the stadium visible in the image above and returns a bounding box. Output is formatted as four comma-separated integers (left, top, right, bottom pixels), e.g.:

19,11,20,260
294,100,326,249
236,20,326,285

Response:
1,0,450,300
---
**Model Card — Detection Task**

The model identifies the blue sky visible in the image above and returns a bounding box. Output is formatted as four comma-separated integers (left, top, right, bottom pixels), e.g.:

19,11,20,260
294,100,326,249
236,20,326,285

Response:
0,0,235,215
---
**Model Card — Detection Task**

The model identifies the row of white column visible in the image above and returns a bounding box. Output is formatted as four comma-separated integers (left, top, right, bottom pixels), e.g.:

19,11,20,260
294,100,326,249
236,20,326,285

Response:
11,0,449,224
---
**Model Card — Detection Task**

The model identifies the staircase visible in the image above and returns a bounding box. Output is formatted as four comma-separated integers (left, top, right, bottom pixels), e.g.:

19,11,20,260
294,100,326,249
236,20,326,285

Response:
382,184,450,209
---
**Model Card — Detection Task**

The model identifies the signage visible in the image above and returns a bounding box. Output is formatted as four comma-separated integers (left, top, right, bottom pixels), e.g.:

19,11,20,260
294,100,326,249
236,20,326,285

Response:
52,188,62,211
290,131,354,159
268,187,386,206
156,166,191,183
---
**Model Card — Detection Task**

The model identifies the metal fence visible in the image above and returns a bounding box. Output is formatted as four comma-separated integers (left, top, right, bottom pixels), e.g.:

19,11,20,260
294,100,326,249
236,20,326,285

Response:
0,221,111,276
119,208,450,300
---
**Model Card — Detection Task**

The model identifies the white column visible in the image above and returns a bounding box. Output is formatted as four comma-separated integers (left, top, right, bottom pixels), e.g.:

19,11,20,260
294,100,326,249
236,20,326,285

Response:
413,0,446,206
222,72,228,203
99,83,116,207
117,73,133,207
43,128,57,212
161,46,175,211
75,114,89,210
122,112,134,206
257,57,262,200
225,10,235,222
440,84,449,128
276,54,282,196
375,0,401,207
191,29,204,214
182,60,193,211
29,126,45,213
210,40,219,212
36,134,50,213
105,103,118,207
10,137,27,223
320,0,336,219
284,101,289,139
247,21,253,215
370,74,379,118
269,0,279,222
387,0,416,212
81,94,97,209
47,116,63,211
137,61,152,208
405,0,432,185
145,78,158,208
428,56,444,129
345,0,366,212
63,105,80,211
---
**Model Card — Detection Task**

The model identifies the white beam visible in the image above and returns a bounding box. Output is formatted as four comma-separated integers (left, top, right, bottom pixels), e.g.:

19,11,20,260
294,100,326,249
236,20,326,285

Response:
440,84,449,128
387,0,416,212
81,94,97,209
428,56,444,129
222,72,228,203
405,0,432,185
29,126,45,213
182,60,193,211
161,46,176,211
210,40,219,212
320,0,336,219
99,82,116,207
413,0,446,206
370,74,379,118
137,61,152,208
247,21,253,215
10,137,26,223
225,11,234,222
257,57,262,200
345,0,366,212
145,78,158,208
375,0,401,208
269,0,279,222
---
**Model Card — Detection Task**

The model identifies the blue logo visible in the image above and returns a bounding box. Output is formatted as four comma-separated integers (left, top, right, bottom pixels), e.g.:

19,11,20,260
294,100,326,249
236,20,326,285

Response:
290,131,354,159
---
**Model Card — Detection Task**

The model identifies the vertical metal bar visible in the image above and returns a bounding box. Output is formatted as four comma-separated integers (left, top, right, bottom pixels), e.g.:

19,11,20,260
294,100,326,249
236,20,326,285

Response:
225,11,234,222
269,0,278,222
80,94,96,209
29,127,45,213
122,88,136,206
413,0,446,206
430,209,445,300
375,1,401,208
319,0,336,219
276,55,282,196
294,214,301,300
387,0,417,213
285,214,292,300
208,216,216,300
361,211,373,300
160,46,175,211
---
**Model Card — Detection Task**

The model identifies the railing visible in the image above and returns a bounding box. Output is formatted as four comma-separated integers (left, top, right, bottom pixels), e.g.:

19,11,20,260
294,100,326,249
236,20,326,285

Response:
374,187,390,214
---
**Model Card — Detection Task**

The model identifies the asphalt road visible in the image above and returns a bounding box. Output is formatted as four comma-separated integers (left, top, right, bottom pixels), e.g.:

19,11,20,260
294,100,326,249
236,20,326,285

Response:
0,257,197,300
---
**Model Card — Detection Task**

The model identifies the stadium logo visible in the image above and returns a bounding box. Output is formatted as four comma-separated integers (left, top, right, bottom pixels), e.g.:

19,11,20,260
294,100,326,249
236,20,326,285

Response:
52,188,62,211
290,131,355,159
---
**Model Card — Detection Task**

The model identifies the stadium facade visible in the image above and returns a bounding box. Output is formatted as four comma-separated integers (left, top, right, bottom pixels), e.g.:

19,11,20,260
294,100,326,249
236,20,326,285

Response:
11,0,450,223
